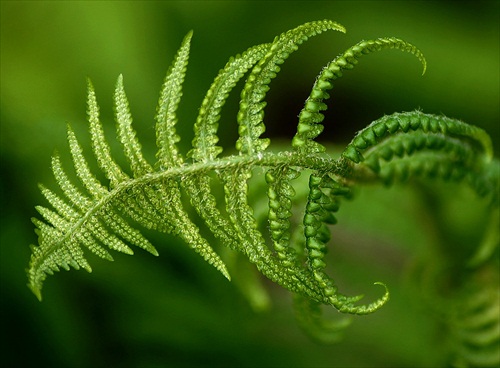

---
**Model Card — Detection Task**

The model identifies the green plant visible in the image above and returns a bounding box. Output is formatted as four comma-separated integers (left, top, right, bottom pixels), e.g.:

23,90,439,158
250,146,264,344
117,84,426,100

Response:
27,20,499,366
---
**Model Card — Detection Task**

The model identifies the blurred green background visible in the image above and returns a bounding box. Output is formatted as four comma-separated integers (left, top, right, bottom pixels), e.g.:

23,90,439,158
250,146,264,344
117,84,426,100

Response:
1,1,498,367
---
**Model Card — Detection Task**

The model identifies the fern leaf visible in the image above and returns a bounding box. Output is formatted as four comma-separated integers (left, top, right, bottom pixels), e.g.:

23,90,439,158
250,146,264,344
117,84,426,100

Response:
344,112,491,163
189,43,271,162
156,181,231,280
156,31,192,168
300,172,390,314
87,79,129,186
236,19,346,155
50,153,92,210
264,166,343,301
293,38,426,153
38,184,79,222
27,21,498,355
183,44,272,255
221,169,320,296
265,166,300,267
153,32,231,278
342,112,497,200
184,177,241,249
67,125,107,196
115,74,153,176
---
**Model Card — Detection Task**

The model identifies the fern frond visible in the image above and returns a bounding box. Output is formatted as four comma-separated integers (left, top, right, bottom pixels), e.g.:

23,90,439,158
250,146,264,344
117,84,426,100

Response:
28,20,498,356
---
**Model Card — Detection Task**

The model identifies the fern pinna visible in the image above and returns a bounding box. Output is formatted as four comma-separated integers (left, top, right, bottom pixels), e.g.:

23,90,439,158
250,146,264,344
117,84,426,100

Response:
28,20,499,364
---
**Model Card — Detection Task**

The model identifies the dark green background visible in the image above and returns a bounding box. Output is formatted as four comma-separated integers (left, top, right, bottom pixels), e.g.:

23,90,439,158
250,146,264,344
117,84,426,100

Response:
1,1,498,367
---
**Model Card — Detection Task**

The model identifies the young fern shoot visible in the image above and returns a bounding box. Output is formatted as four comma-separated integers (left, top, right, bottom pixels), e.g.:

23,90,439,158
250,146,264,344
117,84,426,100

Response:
28,20,499,358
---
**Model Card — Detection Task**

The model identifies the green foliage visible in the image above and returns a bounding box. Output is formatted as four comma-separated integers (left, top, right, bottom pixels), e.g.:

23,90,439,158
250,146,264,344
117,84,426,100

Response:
26,20,499,367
